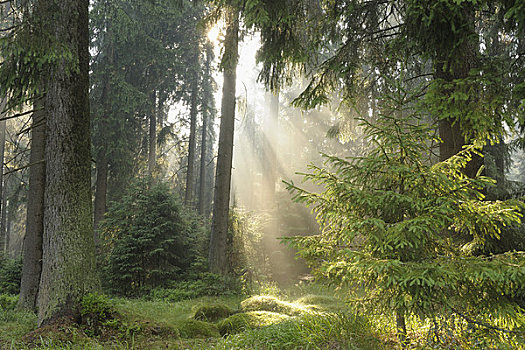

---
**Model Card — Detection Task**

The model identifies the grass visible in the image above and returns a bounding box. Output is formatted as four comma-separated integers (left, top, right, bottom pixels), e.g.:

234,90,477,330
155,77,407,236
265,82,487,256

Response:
1,286,523,350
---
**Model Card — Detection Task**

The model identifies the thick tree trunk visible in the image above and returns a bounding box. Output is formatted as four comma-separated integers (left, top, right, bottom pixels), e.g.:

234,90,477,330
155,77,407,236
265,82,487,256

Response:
209,6,239,275
148,91,157,178
18,106,46,311
185,73,199,207
37,0,98,326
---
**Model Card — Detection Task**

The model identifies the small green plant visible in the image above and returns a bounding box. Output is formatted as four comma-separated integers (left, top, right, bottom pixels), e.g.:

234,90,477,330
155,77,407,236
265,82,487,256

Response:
0,294,18,310
80,293,116,336
0,257,22,295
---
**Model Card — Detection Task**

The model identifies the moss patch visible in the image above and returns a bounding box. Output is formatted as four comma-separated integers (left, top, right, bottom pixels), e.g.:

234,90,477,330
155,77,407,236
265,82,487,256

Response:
241,295,306,316
193,303,232,322
294,294,343,311
178,319,220,338
217,311,290,336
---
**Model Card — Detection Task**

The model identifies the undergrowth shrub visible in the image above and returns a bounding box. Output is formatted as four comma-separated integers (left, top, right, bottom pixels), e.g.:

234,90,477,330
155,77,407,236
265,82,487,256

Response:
148,272,242,302
100,180,207,296
0,256,22,295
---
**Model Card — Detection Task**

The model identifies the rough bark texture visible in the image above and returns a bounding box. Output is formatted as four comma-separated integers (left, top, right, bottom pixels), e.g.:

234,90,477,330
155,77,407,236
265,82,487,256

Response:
209,7,239,275
37,0,98,326
18,106,46,311
396,308,408,349
185,73,199,207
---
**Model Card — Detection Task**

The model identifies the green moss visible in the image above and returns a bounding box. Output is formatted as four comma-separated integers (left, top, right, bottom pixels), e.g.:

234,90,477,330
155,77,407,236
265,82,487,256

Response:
217,311,290,336
178,319,220,338
240,295,306,316
192,303,232,322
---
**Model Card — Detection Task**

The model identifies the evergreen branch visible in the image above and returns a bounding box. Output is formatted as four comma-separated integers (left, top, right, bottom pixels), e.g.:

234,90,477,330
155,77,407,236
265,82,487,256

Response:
451,308,525,335
3,159,43,176
0,109,35,121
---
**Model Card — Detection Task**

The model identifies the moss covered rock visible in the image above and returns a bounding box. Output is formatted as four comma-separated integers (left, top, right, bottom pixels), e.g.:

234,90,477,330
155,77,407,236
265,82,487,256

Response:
178,319,220,338
192,303,232,322
217,311,290,336
240,295,306,316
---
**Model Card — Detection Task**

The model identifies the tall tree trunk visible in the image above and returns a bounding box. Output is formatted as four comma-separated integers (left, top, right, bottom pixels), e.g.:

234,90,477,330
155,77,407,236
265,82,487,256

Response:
435,4,480,177
93,7,114,238
0,97,7,254
18,105,46,311
37,0,99,326
209,6,239,275
198,101,208,216
148,91,157,178
185,71,199,207
1,174,7,254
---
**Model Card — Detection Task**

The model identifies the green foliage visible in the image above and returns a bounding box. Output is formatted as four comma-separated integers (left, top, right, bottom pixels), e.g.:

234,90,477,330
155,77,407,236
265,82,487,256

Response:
178,319,220,338
101,180,206,295
285,87,525,335
80,293,116,336
193,304,232,322
217,311,290,336
148,273,243,302
0,257,22,295
0,294,18,311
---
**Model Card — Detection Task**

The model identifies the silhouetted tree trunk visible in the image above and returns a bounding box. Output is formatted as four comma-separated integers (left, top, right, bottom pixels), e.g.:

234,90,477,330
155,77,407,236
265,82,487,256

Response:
93,9,114,237
198,101,209,215
37,0,99,326
209,6,239,275
18,105,45,311
148,91,157,178
1,174,7,254
185,66,199,207
435,4,480,177
0,97,6,254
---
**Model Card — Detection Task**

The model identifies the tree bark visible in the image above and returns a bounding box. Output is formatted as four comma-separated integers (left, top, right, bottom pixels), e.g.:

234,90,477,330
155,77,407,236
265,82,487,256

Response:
185,68,199,207
209,6,239,275
18,105,46,311
1,174,7,254
396,308,408,349
37,0,99,326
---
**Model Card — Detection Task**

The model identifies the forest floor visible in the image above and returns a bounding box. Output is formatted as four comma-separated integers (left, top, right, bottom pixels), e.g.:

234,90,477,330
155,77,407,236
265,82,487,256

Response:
0,283,523,349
